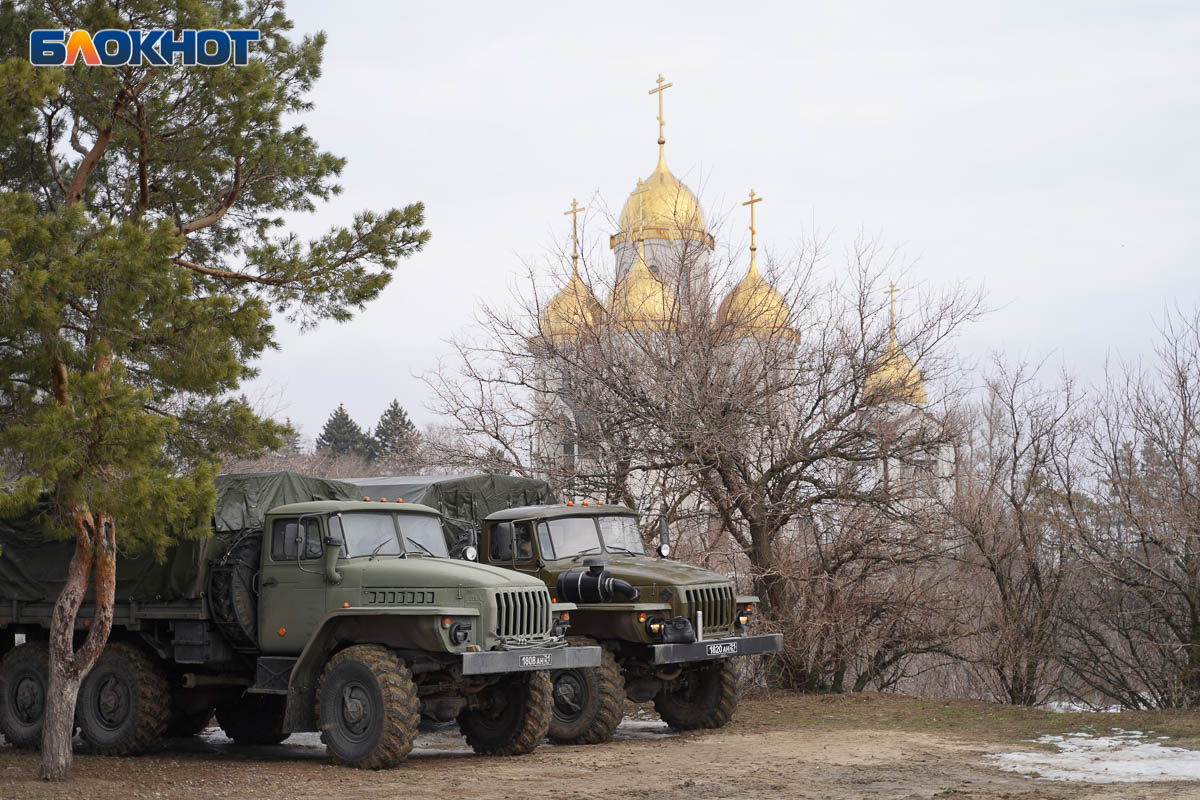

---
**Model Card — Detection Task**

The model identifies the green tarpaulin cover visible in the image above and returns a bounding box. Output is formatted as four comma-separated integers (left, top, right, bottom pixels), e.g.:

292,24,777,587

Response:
0,472,359,603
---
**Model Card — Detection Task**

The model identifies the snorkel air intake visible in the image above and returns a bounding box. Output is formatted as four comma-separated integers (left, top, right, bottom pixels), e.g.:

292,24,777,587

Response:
556,557,640,603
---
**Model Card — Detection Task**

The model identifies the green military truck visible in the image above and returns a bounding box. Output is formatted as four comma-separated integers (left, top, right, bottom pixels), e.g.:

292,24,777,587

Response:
0,472,598,768
339,475,782,745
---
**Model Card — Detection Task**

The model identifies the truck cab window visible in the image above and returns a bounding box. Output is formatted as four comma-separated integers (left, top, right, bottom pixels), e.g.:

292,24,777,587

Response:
537,522,555,560
513,522,535,562
271,518,323,561
490,522,512,561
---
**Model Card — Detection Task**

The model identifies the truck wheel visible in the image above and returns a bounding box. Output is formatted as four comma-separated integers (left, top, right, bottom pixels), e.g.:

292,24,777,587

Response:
0,641,50,749
215,694,287,745
77,642,170,755
547,637,623,745
457,670,552,756
316,645,419,769
653,658,738,731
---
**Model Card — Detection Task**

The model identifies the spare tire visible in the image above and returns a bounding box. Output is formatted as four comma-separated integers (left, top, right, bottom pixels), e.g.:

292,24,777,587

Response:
207,532,262,652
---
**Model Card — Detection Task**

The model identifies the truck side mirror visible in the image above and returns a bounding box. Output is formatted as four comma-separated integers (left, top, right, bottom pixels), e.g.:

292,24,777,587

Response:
657,517,671,558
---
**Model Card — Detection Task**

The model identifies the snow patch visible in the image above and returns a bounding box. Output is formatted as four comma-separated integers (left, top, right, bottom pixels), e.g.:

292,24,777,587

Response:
990,729,1200,783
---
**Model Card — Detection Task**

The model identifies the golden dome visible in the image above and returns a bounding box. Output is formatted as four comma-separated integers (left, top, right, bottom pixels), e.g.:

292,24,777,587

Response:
607,241,675,332
541,266,602,340
611,147,713,248
864,333,927,405
715,253,796,341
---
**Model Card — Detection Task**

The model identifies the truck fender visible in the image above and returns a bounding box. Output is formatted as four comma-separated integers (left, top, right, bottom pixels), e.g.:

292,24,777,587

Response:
281,607,478,733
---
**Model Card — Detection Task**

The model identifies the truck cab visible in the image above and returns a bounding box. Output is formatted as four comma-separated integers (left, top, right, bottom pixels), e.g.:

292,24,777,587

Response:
476,503,782,744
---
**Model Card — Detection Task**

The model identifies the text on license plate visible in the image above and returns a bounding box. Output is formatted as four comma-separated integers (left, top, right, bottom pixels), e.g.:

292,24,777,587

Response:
520,654,552,667
705,642,738,656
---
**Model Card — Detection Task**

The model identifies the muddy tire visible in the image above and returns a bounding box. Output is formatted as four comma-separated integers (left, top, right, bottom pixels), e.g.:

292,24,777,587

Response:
653,658,738,731
316,645,419,769
547,637,623,745
0,642,49,749
458,670,552,756
215,694,287,745
77,642,170,755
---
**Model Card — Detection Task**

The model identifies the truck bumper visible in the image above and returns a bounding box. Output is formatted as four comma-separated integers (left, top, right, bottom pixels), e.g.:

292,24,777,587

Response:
650,633,783,665
462,645,602,676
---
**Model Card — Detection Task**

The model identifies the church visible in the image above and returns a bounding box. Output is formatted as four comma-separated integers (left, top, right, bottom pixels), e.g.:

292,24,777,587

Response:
532,75,952,516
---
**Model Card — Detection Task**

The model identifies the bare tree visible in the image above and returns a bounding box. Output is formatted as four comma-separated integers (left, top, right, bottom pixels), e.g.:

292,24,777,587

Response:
947,359,1082,704
1061,307,1200,708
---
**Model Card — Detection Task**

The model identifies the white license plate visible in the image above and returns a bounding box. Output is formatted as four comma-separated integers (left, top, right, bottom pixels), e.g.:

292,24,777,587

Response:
520,654,552,667
705,642,738,656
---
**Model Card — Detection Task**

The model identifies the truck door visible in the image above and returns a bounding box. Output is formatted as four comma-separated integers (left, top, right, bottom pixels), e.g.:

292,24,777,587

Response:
259,516,326,655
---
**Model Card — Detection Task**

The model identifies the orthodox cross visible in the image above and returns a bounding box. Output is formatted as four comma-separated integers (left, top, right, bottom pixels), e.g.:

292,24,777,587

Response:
563,198,585,268
648,73,673,145
742,189,763,252
886,282,899,332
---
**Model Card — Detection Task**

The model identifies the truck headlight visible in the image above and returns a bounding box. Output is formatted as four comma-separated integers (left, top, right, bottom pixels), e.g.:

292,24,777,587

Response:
449,621,472,645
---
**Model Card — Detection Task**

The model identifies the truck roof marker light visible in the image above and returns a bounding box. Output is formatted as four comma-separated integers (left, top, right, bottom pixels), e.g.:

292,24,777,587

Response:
362,496,371,501
396,498,403,503
581,500,589,506
277,627,286,636
597,500,604,506
342,602,350,608
380,498,387,502
566,501,574,507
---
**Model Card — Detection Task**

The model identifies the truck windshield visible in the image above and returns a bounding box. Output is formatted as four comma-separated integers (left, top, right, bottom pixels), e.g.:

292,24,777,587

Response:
598,515,645,555
539,515,645,559
541,517,602,559
399,515,449,558
338,512,450,558
340,513,400,557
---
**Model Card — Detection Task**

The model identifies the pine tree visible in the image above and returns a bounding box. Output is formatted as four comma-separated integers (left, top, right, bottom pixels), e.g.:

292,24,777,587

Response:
373,399,420,465
315,404,373,458
0,1,429,779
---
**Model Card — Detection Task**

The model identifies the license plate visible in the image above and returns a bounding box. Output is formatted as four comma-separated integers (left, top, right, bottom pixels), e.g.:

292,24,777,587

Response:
520,654,552,667
705,642,738,656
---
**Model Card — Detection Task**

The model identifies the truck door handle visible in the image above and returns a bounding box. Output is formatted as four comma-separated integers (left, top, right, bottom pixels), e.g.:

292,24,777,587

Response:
261,577,278,587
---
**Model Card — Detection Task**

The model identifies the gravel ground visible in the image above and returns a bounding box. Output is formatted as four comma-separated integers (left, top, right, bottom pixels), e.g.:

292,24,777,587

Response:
3,693,1200,799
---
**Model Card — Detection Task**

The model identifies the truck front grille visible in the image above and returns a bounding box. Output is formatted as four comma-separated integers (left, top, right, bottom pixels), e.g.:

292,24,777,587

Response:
684,585,735,634
493,589,551,639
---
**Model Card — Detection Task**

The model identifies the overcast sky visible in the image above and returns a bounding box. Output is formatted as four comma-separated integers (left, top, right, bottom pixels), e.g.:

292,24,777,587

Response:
241,1,1200,442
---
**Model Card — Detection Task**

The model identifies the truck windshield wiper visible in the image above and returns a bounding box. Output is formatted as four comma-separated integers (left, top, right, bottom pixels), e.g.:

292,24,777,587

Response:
404,537,437,557
370,537,401,559
569,546,602,558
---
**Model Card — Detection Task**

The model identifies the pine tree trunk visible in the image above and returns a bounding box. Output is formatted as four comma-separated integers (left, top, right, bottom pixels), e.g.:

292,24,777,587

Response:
37,507,116,782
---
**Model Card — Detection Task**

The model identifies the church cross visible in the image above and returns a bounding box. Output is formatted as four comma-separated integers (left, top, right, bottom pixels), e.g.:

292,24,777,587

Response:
742,189,764,251
648,74,673,145
886,282,899,332
563,198,585,265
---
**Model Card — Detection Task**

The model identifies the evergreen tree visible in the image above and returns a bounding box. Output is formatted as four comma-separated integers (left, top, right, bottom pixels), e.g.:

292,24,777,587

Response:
0,0,428,779
315,404,372,458
373,399,420,464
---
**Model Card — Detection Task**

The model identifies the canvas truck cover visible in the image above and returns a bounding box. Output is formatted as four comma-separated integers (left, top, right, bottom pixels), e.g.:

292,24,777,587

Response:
0,471,357,603
341,474,557,547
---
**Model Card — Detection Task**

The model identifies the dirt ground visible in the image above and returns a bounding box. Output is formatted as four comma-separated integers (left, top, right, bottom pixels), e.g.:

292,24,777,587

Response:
4,692,1200,800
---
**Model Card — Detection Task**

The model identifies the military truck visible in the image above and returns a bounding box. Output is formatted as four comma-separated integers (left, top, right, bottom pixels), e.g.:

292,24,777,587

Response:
337,475,782,745
0,472,598,768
